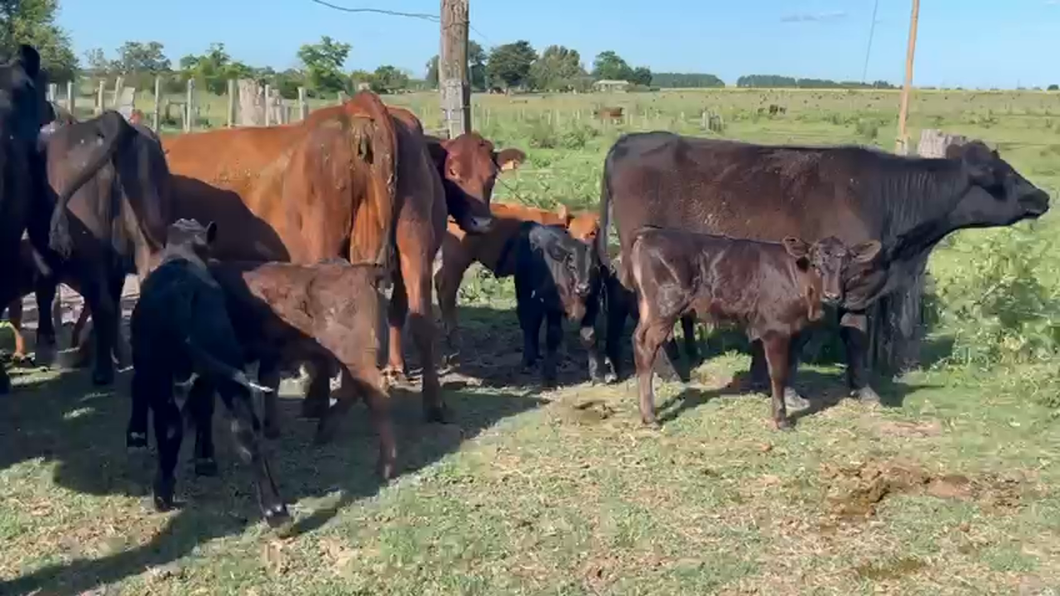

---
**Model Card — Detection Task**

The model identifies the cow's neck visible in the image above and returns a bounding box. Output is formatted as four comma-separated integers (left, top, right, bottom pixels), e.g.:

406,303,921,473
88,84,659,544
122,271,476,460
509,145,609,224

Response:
865,156,970,258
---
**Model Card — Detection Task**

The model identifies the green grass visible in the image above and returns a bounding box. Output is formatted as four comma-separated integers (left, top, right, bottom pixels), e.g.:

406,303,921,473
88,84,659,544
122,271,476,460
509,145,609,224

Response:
4,87,1060,595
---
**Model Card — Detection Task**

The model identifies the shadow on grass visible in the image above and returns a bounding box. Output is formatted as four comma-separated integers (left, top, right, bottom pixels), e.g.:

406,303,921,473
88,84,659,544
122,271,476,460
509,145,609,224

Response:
0,359,545,595
656,368,940,426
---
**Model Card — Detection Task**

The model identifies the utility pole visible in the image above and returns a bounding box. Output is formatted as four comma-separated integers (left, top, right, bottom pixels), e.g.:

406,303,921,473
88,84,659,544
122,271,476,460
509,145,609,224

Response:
895,0,920,154
440,0,471,139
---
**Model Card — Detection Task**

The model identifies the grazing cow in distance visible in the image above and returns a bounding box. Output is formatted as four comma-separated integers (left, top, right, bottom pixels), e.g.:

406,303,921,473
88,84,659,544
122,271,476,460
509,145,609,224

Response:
598,132,1050,405
434,201,600,365
513,221,603,387
625,227,881,430
127,219,289,527
205,258,396,478
37,110,172,385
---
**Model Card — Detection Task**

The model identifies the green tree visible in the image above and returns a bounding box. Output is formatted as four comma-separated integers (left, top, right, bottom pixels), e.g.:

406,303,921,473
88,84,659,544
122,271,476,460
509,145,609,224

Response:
426,41,486,90
297,35,351,95
82,47,110,75
369,64,408,94
529,45,585,91
486,40,536,90
113,41,170,74
591,50,632,81
630,66,652,86
651,72,726,88
1049,84,1059,92
179,43,250,94
0,0,77,82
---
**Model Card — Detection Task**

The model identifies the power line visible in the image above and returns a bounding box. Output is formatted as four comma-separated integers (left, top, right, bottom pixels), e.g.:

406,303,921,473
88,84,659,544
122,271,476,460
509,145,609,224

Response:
307,0,439,22
861,0,880,83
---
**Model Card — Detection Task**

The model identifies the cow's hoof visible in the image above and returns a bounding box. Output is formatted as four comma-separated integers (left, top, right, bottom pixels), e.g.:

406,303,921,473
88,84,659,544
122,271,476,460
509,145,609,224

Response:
127,431,149,451
773,420,794,432
382,367,409,385
377,456,396,481
853,386,881,404
92,367,115,386
194,457,218,477
424,403,451,424
784,388,811,410
264,503,292,530
153,477,176,512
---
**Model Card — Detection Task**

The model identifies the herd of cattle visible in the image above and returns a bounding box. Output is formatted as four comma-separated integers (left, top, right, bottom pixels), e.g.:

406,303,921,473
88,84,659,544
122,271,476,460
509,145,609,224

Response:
0,44,1052,529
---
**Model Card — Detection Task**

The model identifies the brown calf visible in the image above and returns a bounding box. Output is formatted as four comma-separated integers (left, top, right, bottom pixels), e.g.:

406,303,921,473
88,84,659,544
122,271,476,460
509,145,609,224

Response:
626,227,880,430
209,259,396,479
434,202,600,362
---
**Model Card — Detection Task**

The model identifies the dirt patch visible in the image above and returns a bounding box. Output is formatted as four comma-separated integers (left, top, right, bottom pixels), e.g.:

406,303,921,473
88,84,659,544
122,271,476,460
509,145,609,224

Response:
821,459,1029,520
854,556,928,581
874,418,943,438
559,399,617,426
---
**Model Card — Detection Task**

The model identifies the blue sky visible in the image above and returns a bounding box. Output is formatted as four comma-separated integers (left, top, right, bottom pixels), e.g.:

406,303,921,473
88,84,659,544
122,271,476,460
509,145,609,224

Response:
57,0,1059,88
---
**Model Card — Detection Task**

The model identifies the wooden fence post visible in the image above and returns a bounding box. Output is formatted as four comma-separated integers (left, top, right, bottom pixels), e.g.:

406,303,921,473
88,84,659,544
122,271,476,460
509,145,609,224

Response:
65,81,74,113
263,84,272,126
112,76,124,109
46,83,56,102
337,91,345,105
227,79,236,127
152,76,161,130
298,87,308,120
184,79,194,133
95,80,105,115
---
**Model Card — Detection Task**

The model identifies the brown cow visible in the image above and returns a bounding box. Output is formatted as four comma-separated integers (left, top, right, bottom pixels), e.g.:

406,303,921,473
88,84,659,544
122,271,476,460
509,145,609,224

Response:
434,202,599,363
626,226,880,430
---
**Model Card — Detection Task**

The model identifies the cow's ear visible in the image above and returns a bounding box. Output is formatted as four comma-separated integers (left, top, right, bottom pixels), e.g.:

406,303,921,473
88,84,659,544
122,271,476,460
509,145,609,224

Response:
426,138,448,173
782,236,809,259
205,221,217,245
494,148,526,172
851,240,881,264
951,141,995,183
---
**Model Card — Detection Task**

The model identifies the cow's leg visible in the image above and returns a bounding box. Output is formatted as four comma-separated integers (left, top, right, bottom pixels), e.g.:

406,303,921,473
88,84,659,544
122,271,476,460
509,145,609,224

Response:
187,377,218,477
680,315,700,365
603,285,628,381
660,337,690,383
127,349,152,450
0,366,10,394
315,367,396,480
258,357,283,439
71,307,90,350
141,369,182,511
749,339,808,409
840,310,880,403
542,311,564,388
80,272,119,386
216,380,290,528
33,278,58,365
518,299,543,368
633,318,672,426
405,264,447,423
108,272,129,368
433,238,472,366
300,357,332,421
8,299,27,364
384,273,410,384
580,288,612,384
762,333,794,431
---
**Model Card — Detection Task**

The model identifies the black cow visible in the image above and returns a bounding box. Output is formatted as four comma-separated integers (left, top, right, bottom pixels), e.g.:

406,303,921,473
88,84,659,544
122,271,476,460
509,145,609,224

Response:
626,226,880,429
127,219,289,527
598,133,1050,403
30,109,171,385
0,44,52,393
513,221,603,387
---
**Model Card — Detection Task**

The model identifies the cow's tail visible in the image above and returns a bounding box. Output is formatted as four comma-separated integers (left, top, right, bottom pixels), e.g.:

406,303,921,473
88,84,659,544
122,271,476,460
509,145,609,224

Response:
344,91,399,289
182,337,274,395
48,111,135,257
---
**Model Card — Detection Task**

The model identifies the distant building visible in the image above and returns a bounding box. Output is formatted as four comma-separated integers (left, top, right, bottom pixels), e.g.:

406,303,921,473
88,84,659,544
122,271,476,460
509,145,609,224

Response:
592,79,630,93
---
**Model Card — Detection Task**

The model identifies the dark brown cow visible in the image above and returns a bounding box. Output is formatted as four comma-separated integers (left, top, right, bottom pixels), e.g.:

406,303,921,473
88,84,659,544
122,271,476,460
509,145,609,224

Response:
0,44,52,393
599,132,1050,403
626,226,880,429
203,259,395,479
434,202,600,363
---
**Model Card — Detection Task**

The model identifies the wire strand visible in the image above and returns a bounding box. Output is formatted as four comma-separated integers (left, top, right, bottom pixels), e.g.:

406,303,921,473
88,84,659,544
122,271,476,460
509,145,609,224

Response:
861,0,880,83
307,0,439,21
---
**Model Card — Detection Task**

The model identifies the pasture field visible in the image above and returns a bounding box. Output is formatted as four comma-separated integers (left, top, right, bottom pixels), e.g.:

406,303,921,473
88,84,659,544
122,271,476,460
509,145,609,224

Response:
2,88,1060,595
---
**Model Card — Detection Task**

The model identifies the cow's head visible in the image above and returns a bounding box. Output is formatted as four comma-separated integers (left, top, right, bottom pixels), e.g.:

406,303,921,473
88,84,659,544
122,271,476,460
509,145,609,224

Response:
556,204,602,245
0,45,49,151
160,218,218,270
784,236,881,319
530,223,596,322
947,141,1050,228
429,132,526,235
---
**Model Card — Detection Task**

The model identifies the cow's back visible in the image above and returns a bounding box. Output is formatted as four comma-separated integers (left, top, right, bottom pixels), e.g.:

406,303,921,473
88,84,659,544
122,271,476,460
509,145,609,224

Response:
605,132,873,249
